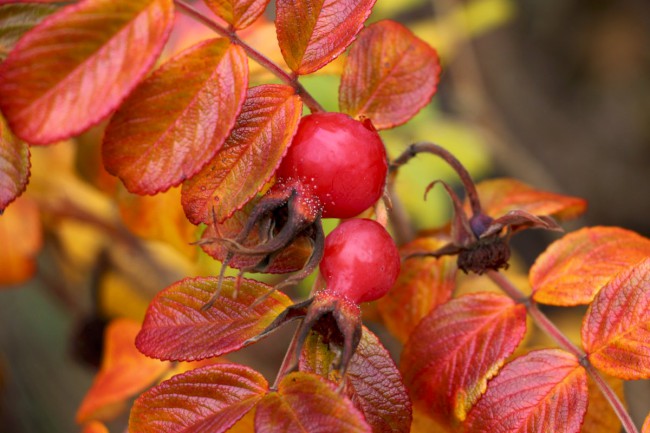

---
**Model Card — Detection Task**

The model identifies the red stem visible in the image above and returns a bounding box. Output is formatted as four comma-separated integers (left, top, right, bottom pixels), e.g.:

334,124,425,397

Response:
487,270,639,433
391,142,483,217
173,0,325,113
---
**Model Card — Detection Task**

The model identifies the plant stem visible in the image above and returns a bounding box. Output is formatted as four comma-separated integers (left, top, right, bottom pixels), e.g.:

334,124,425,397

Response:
487,270,639,433
391,142,482,217
173,0,325,113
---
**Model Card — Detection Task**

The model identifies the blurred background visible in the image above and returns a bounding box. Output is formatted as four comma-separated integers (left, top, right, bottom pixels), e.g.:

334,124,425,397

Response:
1,0,649,431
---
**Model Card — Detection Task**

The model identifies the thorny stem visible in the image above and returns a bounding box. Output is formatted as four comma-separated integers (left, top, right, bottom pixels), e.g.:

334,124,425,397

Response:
487,270,639,433
391,142,483,217
173,0,325,113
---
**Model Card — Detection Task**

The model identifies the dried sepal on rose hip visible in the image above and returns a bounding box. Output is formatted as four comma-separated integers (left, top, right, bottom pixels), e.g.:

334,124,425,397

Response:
392,142,562,274
202,112,389,306
249,218,400,377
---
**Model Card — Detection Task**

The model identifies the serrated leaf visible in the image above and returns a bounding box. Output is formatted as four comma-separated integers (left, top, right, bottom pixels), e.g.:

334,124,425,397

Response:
377,236,457,343
339,20,440,129
531,226,650,306
300,327,411,433
582,258,650,379
136,276,293,361
275,0,375,75
130,364,268,433
581,374,624,433
204,0,270,29
0,3,58,60
400,292,526,428
199,200,312,274
0,196,41,286
0,112,29,211
117,185,198,258
464,349,588,433
0,0,174,144
76,318,170,423
475,177,587,221
103,38,248,195
182,84,301,225
255,371,372,433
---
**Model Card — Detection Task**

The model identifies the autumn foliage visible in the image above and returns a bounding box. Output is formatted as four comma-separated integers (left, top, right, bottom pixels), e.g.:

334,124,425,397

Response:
1,1,649,433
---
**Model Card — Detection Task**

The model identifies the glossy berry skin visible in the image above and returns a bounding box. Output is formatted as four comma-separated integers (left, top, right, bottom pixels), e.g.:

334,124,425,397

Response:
319,219,400,304
275,112,388,218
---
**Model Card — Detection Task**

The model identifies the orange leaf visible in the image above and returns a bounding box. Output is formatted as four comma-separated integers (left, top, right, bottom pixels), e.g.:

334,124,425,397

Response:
643,412,650,433
531,226,650,305
81,421,109,433
339,20,440,130
76,318,170,423
582,258,650,379
255,371,371,433
130,363,268,433
400,292,527,428
275,0,375,75
0,0,174,144
300,327,411,433
464,349,588,433
103,38,248,195
0,112,29,210
204,0,270,29
0,196,41,286
581,374,624,433
377,236,457,343
117,186,198,258
136,276,293,361
181,84,302,224
475,178,587,221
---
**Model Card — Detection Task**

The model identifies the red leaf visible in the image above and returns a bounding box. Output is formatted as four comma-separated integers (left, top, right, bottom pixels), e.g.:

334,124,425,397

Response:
130,364,268,433
464,349,588,433
76,318,170,423
400,292,526,428
0,0,174,144
582,258,650,379
275,0,375,75
136,276,293,361
475,178,587,221
300,327,412,433
181,84,301,225
199,201,312,274
103,38,248,195
377,236,457,343
339,20,440,130
0,113,29,211
204,0,270,29
0,196,41,286
255,371,372,433
531,226,650,306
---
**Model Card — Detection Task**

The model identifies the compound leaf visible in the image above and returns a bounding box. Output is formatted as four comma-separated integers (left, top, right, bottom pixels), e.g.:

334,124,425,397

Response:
464,349,588,433
275,0,375,75
531,226,650,306
204,0,270,29
255,371,371,433
300,327,411,433
76,318,170,423
0,0,174,144
400,292,526,428
136,276,292,361
0,112,29,211
103,38,248,195
130,364,268,433
582,258,650,379
181,84,301,225
339,20,440,129
377,236,457,343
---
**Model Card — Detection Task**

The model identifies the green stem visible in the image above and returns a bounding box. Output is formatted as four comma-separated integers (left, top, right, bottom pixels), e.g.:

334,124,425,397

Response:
173,0,325,113
487,270,639,433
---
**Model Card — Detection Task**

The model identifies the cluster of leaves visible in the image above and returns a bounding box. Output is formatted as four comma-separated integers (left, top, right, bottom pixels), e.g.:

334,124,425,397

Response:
1,1,650,433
